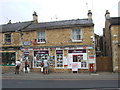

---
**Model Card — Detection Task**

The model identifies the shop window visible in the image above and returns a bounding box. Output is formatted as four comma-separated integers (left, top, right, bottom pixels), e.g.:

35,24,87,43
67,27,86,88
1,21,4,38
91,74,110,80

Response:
37,31,46,43
72,29,82,42
0,52,16,66
4,33,11,44
34,51,49,68
73,55,78,62
73,55,83,62
56,50,63,67
81,62,87,68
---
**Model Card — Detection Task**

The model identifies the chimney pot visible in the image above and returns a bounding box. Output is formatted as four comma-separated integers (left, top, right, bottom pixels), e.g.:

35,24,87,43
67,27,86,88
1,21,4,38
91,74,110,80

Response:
87,10,92,20
8,20,11,24
33,11,38,23
105,10,110,19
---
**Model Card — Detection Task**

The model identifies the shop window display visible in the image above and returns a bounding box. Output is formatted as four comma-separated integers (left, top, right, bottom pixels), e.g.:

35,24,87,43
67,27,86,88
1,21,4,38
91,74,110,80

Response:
73,55,83,62
0,52,16,66
56,50,63,67
81,62,87,67
34,51,49,68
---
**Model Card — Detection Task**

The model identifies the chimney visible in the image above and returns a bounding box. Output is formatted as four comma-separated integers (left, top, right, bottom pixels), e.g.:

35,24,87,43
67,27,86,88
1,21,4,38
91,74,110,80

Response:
8,20,11,24
105,10,110,19
33,11,38,23
87,10,92,20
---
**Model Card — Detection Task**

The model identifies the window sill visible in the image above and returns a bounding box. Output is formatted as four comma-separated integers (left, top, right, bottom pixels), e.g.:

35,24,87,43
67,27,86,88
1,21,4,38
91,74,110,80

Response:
55,67,64,69
3,43,11,45
37,42,46,44
72,40,83,42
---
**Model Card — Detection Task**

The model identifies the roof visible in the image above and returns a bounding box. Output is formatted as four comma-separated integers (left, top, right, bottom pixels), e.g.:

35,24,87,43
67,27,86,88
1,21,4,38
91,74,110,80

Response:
0,19,94,33
107,17,120,25
0,21,33,33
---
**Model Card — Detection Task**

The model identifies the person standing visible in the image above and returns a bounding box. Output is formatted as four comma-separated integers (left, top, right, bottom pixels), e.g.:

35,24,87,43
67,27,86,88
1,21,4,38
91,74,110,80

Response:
40,61,44,73
15,60,21,74
43,59,49,74
25,60,29,73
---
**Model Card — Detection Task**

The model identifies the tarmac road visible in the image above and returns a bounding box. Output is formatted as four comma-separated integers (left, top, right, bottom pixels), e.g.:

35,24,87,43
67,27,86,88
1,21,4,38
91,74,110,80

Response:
2,79,119,89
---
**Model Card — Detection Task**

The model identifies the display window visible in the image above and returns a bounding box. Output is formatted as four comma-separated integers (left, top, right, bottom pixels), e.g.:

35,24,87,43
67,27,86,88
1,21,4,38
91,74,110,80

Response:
0,52,16,66
34,51,49,68
56,50,63,67
73,55,83,62
81,62,87,68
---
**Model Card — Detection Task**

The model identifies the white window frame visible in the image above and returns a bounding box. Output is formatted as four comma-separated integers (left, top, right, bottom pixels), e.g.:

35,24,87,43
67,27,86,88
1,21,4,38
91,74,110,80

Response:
72,29,82,42
37,31,46,43
55,50,64,68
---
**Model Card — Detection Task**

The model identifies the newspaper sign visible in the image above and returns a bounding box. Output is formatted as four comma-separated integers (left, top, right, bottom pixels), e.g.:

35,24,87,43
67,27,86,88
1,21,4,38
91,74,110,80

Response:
72,63,78,71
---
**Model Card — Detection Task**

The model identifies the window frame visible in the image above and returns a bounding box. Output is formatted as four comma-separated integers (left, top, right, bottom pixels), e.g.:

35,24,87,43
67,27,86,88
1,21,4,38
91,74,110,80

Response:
4,33,11,44
37,31,46,43
55,50,64,68
0,52,16,66
72,29,82,42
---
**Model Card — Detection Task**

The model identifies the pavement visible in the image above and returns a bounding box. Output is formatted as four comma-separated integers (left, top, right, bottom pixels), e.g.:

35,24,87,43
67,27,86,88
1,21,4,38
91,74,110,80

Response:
1,71,119,80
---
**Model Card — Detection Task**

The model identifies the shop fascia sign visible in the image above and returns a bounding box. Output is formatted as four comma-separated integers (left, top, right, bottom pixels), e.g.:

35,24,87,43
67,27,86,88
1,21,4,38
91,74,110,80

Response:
21,46,93,51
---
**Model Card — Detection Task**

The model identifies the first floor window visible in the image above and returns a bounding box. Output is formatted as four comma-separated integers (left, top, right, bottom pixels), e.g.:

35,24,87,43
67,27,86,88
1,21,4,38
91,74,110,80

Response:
72,29,82,41
4,33,11,44
0,52,16,66
37,31,46,43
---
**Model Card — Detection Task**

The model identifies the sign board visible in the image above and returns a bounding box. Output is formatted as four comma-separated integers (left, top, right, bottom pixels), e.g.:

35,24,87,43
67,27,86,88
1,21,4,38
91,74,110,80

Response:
23,41,31,46
72,63,78,71
88,55,95,63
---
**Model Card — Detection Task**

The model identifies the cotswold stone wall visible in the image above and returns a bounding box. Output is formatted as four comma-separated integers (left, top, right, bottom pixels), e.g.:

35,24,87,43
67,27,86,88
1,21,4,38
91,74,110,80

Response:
111,25,120,72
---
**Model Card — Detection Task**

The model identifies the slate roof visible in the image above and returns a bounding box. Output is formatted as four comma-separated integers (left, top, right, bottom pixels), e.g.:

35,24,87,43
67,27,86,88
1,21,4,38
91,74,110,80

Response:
107,17,120,25
0,19,94,33
0,21,33,33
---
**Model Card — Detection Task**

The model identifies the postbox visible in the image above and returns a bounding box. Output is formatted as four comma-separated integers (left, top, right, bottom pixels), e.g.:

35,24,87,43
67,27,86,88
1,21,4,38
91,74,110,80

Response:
89,64,94,72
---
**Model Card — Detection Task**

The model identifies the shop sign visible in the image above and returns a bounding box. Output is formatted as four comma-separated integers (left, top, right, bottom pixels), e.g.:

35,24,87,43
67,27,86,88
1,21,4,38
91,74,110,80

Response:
72,63,78,71
1,47,20,50
56,50,63,54
24,51,29,56
68,49,86,53
34,51,49,54
23,41,31,46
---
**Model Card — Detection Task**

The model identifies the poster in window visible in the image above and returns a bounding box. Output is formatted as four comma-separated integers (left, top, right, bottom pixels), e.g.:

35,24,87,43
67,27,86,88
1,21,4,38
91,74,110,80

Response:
81,62,86,67
72,62,78,71
78,55,83,62
88,55,95,63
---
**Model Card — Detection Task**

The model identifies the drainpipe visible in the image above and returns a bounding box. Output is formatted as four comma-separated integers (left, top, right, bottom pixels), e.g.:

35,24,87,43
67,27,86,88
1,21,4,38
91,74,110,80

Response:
109,25,113,72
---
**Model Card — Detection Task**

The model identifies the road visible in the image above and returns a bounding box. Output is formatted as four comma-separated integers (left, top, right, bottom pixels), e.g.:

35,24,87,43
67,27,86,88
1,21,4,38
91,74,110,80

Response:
2,79,119,89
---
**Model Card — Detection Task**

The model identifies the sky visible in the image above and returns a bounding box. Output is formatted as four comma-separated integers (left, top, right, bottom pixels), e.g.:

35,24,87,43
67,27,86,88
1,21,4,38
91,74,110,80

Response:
0,0,119,35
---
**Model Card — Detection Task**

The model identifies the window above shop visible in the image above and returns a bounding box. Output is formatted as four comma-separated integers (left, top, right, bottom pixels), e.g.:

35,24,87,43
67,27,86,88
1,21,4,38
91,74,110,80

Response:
72,29,82,42
37,31,46,43
4,33,11,44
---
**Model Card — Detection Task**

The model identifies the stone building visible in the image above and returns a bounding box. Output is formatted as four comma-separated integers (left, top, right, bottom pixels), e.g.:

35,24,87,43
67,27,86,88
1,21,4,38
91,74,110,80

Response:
104,10,120,72
94,34,104,57
0,10,96,73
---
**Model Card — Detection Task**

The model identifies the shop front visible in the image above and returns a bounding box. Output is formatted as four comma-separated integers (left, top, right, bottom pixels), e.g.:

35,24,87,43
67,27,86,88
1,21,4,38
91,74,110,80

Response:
21,46,96,72
67,49,88,70
0,47,20,66
33,50,49,68
0,52,16,66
